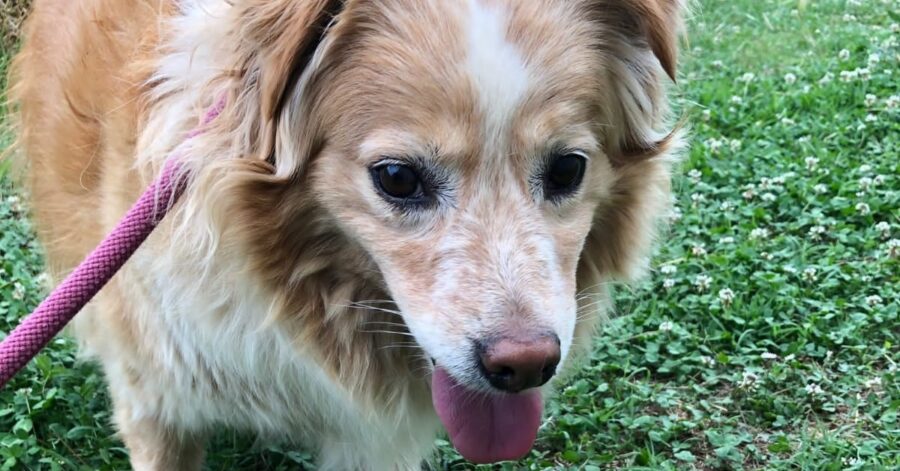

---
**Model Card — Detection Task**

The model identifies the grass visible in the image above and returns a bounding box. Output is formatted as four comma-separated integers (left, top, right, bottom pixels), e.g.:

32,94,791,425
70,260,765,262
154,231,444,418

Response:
1,0,898,469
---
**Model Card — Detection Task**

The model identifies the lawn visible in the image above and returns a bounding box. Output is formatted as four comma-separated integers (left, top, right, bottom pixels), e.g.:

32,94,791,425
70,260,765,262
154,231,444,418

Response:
1,0,898,469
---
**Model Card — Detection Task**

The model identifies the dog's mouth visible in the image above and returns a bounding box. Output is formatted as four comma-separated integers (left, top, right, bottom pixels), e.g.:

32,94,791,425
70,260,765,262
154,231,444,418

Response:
430,365,543,464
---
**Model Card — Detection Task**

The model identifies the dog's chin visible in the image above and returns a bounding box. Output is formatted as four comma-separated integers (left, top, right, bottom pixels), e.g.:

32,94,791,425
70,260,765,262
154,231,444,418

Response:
429,364,543,464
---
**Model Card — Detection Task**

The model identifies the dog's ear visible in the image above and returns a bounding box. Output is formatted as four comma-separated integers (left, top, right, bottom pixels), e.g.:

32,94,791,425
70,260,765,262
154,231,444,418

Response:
585,0,685,164
234,0,344,164
621,0,683,82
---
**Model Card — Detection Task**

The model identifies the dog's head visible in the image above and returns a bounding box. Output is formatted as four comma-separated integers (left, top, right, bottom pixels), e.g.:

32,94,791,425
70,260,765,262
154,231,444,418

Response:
191,0,683,462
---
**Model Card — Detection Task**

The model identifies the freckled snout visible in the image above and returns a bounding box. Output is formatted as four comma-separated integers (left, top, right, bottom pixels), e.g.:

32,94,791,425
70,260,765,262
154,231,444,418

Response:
476,332,561,393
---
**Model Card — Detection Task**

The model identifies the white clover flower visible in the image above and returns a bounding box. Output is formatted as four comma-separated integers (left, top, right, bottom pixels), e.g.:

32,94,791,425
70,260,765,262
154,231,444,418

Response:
892,23,900,33
729,139,742,151
730,95,743,105
813,183,828,194
809,225,827,241
742,189,756,200
6,195,23,213
859,177,874,190
35,272,52,289
694,275,712,292
660,265,678,275
706,137,723,153
718,288,735,305
865,113,878,123
855,202,871,215
875,221,891,239
720,236,735,245
864,377,882,389
844,457,863,467
701,109,712,121
842,13,856,22
761,192,777,202
886,95,899,109
864,94,878,107
719,201,733,211
783,73,796,85
669,206,683,223
865,295,883,306
711,60,724,69
868,53,880,67
739,371,760,389
761,352,778,360
873,175,886,186
761,252,775,261
805,157,819,170
12,282,25,301
803,267,818,282
658,321,675,332
804,383,825,395
783,265,798,275
663,278,676,290
688,169,702,182
691,193,706,205
839,49,851,61
739,72,755,83
692,244,708,257
857,67,871,81
750,228,770,240
699,356,716,367
840,70,858,82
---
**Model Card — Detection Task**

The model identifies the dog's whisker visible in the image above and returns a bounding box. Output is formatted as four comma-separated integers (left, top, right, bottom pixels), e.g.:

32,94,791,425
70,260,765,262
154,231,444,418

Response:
360,321,409,328
359,330,417,338
376,343,422,352
338,304,404,316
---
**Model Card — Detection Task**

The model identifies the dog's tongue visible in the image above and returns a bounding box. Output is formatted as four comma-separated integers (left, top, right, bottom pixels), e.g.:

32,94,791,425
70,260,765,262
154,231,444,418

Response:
431,367,542,464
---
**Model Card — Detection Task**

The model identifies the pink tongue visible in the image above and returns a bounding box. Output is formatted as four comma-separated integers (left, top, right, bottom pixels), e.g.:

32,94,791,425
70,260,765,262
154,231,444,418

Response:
431,367,543,464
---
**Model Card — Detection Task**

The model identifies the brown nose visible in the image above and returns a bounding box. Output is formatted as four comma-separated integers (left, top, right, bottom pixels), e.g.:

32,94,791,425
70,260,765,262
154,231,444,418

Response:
477,333,561,393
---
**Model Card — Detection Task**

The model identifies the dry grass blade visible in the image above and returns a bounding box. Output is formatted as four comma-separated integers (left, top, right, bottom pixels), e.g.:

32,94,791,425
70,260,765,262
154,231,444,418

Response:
0,0,31,51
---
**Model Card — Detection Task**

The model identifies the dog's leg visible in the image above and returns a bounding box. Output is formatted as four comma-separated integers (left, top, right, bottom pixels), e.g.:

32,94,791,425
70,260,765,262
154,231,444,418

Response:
115,406,206,471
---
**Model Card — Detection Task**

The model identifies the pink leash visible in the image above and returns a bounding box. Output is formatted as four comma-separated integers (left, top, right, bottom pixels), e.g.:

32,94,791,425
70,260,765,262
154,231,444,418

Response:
0,101,223,389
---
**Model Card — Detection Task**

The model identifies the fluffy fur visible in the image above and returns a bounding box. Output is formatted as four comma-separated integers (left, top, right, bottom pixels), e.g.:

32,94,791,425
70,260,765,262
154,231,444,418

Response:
9,0,685,469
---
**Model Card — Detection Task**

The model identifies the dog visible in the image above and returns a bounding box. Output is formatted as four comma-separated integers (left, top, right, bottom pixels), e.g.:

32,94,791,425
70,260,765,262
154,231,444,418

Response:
10,0,685,468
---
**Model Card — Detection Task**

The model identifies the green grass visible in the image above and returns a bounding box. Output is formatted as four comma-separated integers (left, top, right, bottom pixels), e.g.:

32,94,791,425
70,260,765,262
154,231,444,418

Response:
2,0,898,469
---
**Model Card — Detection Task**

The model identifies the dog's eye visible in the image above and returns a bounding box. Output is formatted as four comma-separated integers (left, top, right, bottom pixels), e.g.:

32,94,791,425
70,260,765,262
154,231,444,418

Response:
545,153,587,198
373,164,424,200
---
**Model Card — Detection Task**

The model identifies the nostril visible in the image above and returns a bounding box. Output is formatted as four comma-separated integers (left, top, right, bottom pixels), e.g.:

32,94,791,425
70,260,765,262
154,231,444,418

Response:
540,363,557,385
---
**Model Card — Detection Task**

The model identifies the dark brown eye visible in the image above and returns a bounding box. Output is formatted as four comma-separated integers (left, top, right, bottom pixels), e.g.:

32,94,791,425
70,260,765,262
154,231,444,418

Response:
373,164,423,200
545,153,587,197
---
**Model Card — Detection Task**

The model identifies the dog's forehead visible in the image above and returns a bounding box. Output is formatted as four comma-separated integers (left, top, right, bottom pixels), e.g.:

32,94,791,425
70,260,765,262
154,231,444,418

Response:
340,0,598,163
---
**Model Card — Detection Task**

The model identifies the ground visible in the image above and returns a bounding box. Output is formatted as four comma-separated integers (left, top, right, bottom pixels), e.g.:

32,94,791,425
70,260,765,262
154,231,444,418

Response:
1,0,898,469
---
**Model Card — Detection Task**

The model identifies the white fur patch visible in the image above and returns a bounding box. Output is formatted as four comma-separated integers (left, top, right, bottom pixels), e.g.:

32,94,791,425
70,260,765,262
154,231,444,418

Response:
465,0,530,142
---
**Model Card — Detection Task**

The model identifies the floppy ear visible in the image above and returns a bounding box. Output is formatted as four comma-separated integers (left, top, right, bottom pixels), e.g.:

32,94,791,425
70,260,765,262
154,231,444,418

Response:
233,0,344,162
585,0,685,164
622,0,683,81
575,0,686,290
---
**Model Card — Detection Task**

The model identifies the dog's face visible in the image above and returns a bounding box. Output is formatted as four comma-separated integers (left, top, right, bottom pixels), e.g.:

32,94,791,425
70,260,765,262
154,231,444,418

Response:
213,0,681,463
312,1,608,390
295,0,677,391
